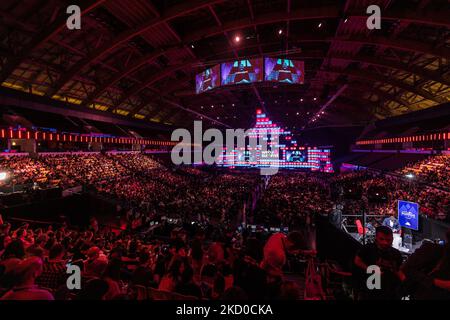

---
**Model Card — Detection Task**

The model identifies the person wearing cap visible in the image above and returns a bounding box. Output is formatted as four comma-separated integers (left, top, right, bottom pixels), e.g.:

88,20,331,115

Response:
0,256,54,300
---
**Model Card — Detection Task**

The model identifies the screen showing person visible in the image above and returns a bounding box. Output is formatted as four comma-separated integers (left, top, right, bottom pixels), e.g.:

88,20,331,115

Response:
264,58,304,84
221,58,263,85
195,65,220,94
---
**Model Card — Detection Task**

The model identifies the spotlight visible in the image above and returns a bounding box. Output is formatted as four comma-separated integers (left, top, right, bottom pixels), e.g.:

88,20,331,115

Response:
300,98,303,102
0,172,7,181
296,112,299,115
405,173,415,179
313,97,317,101
211,105,214,108
344,18,348,23
232,103,235,107
190,44,195,49
318,22,322,28
321,111,324,114
278,29,283,35
234,35,241,43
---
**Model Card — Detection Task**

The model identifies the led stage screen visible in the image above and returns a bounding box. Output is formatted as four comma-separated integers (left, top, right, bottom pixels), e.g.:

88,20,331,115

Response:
264,58,304,84
221,58,263,86
195,65,220,94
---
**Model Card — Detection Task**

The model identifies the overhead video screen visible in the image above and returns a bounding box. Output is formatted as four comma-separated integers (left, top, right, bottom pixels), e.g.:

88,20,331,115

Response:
195,65,220,94
221,58,263,86
264,58,304,84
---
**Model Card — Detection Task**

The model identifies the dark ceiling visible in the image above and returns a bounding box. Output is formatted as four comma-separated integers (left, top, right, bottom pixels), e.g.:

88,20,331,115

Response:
0,0,449,134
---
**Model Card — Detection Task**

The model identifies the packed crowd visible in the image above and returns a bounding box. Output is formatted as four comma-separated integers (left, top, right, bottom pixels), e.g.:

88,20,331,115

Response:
94,168,261,228
352,225,450,300
108,153,163,172
1,152,449,224
42,153,129,189
398,154,450,190
252,172,332,228
0,152,264,230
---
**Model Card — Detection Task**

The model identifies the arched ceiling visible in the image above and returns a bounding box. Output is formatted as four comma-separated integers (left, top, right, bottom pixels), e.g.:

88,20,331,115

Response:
0,0,449,133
